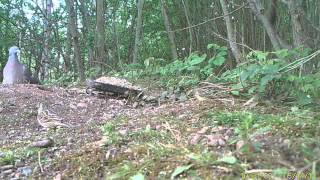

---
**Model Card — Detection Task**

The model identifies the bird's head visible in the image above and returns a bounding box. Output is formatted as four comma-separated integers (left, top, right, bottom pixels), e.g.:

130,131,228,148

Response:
8,46,20,56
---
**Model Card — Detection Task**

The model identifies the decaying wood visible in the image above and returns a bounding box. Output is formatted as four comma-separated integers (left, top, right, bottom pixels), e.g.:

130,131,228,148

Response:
86,76,143,96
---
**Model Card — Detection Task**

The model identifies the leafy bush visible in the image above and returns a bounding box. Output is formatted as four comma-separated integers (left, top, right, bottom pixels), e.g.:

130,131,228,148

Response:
111,43,228,90
222,48,320,105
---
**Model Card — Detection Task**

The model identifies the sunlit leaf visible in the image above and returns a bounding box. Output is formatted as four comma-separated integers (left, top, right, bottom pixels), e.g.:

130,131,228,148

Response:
171,164,193,179
216,156,237,164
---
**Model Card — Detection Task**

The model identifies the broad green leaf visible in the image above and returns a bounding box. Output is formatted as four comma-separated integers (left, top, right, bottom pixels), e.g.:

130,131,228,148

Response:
171,165,193,179
262,64,280,74
207,43,219,50
255,51,269,61
213,56,225,66
220,46,228,51
207,44,215,50
259,74,275,92
216,51,228,57
231,91,240,96
216,156,237,164
188,54,207,66
274,49,289,59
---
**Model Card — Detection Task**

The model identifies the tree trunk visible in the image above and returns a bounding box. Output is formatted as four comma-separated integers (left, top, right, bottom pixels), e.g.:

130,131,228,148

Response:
160,0,178,60
96,0,107,69
40,0,53,81
79,0,94,68
247,0,290,50
284,0,313,48
65,21,72,71
132,0,144,63
219,0,242,64
67,0,85,81
112,6,121,66
181,0,193,54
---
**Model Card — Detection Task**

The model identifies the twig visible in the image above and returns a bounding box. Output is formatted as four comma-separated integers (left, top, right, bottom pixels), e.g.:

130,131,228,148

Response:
164,122,181,142
170,3,248,33
298,159,320,173
38,150,44,173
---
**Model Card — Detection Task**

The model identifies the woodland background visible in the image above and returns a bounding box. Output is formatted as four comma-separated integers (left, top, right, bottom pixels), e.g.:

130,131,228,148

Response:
0,0,320,103
1,0,320,179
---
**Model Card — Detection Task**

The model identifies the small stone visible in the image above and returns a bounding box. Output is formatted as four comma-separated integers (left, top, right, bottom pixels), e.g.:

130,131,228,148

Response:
155,125,162,130
118,129,128,136
236,140,245,151
206,135,223,146
283,139,290,147
198,127,210,134
67,138,74,144
132,102,139,108
54,173,62,180
30,138,54,148
189,134,202,145
17,166,32,176
77,102,88,108
225,129,233,135
218,139,226,146
224,135,229,141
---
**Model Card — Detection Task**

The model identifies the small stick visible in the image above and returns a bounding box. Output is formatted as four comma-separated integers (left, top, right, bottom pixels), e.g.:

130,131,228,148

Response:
38,150,44,173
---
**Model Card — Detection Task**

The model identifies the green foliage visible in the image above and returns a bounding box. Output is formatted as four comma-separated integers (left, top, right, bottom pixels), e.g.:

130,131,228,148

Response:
0,150,15,165
113,43,227,90
171,164,193,179
86,67,102,79
101,122,121,145
44,71,79,86
222,48,320,105
0,147,40,166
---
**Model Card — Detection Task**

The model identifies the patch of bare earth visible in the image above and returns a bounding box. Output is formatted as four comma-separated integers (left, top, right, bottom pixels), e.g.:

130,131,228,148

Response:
0,84,319,179
0,84,138,178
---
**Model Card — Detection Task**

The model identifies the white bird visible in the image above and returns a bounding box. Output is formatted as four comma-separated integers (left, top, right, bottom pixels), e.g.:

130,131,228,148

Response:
2,46,40,84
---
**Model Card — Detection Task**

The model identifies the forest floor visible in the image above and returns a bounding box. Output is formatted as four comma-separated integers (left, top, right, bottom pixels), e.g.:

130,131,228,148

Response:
0,83,319,179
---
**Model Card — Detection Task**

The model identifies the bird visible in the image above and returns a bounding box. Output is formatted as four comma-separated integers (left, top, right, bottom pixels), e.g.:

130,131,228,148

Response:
37,103,71,129
2,46,40,84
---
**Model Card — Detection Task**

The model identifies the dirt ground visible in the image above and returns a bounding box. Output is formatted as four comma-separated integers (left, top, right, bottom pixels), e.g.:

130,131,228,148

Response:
0,84,319,179
0,84,140,178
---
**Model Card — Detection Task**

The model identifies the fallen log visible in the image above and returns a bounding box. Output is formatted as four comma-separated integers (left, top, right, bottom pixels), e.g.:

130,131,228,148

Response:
86,76,143,96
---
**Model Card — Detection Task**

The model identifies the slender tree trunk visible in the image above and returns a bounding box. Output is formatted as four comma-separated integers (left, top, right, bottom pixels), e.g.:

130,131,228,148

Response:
67,0,85,81
219,0,242,64
160,0,178,60
247,0,290,50
132,0,144,63
40,0,52,81
181,0,193,54
79,0,93,68
88,48,94,67
53,23,68,72
65,0,72,72
283,0,313,48
282,0,314,73
96,0,107,69
112,7,121,66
